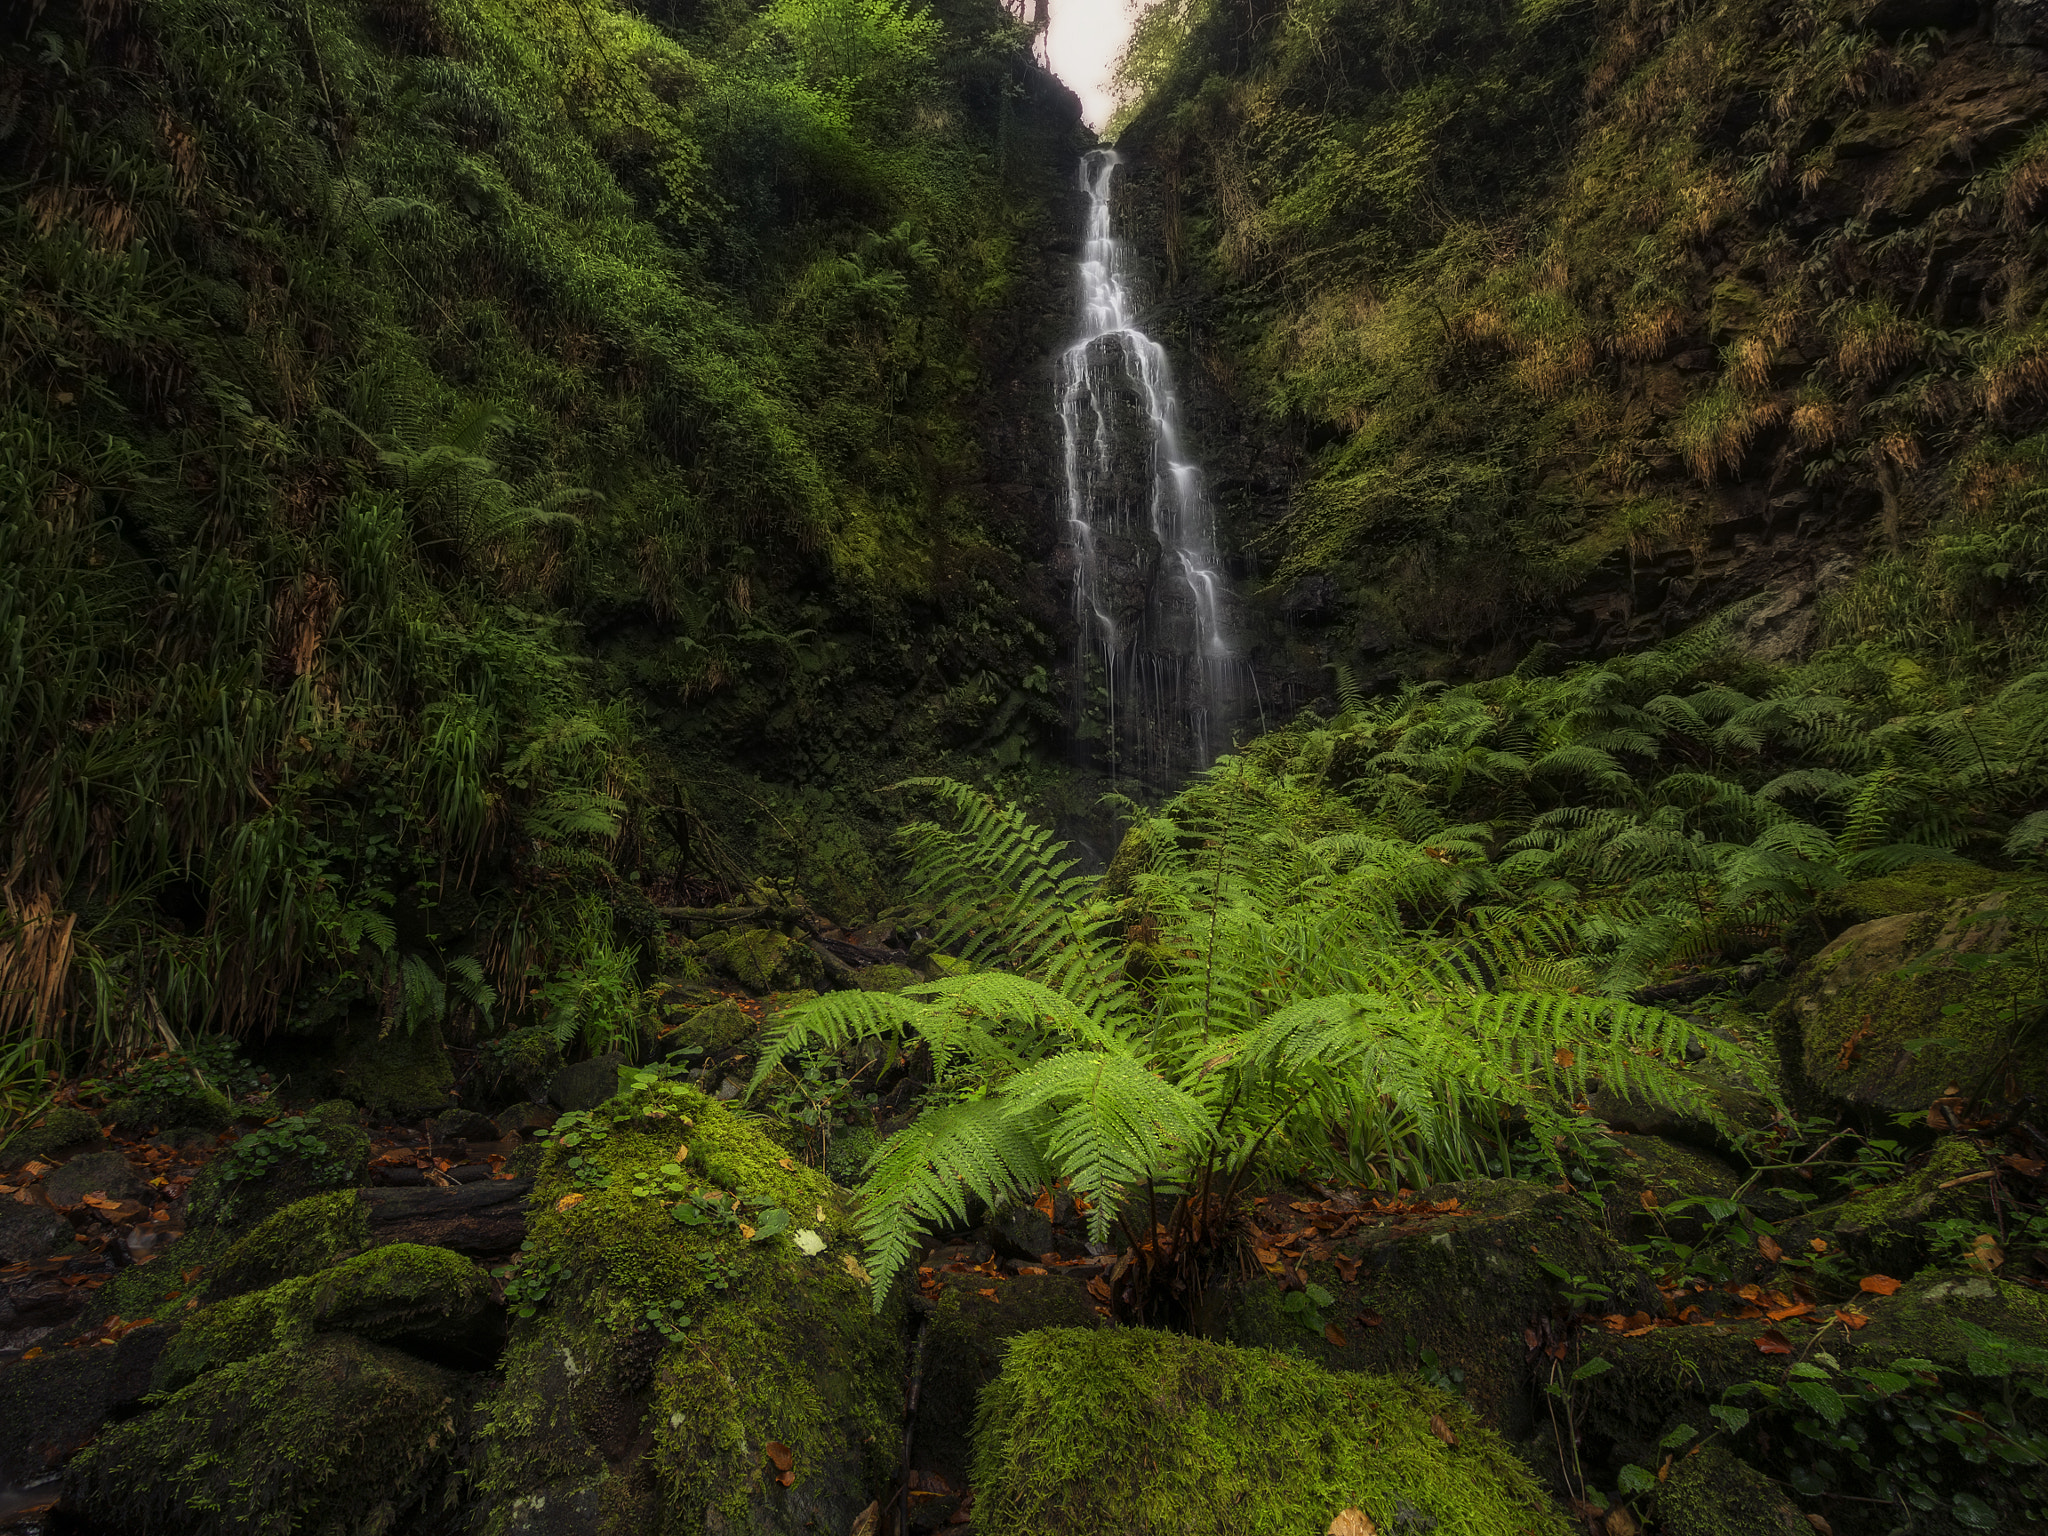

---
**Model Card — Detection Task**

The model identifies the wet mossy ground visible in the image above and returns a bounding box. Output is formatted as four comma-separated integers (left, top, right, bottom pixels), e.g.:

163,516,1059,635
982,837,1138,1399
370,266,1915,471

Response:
971,1327,1570,1536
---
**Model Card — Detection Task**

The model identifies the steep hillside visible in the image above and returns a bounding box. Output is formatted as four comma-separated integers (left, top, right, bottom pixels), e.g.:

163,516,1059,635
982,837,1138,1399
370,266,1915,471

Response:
1113,0,2048,698
0,0,1083,1057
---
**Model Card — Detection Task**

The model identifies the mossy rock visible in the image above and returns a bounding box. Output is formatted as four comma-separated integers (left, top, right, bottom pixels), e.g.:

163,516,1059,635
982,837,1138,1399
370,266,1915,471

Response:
1765,1136,1997,1280
1587,1038,1784,1155
105,1080,236,1134
853,964,920,993
475,1080,901,1536
206,1189,373,1299
1774,889,2048,1115
825,1124,881,1187
482,1024,567,1097
970,1328,1570,1536
185,1114,372,1229
0,1319,172,1484
1820,863,2010,924
917,1273,1103,1486
156,1242,497,1393
1595,1133,1745,1246
703,927,822,995
1223,1177,1654,1437
0,1105,102,1166
672,999,756,1053
66,1334,469,1535
1649,1444,1808,1535
328,1018,457,1122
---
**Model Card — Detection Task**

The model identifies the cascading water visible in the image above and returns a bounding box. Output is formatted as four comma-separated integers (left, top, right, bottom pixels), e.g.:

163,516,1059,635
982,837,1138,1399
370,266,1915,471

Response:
1058,148,1244,787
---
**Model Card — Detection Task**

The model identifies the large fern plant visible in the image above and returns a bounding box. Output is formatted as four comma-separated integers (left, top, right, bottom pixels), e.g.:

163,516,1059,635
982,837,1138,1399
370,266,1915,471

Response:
752,775,1746,1320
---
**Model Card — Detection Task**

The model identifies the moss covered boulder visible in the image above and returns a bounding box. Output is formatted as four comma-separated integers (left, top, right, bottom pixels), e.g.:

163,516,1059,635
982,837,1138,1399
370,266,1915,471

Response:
475,1079,901,1536
915,1273,1102,1487
1223,1178,1654,1436
206,1189,375,1299
1771,1136,1999,1280
65,1334,469,1535
1776,888,2048,1115
185,1103,371,1229
1595,1133,1746,1246
1649,1444,1809,1535
970,1328,1569,1536
702,926,822,995
671,998,757,1053
106,1078,236,1133
328,1017,458,1122
0,1104,102,1165
155,1242,498,1393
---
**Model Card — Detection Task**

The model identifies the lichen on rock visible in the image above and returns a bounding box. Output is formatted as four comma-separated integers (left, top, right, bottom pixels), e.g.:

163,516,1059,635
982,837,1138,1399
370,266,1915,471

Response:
970,1327,1570,1535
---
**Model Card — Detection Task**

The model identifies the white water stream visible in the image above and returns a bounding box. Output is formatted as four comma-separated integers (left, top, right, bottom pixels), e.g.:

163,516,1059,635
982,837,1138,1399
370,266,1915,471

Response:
1058,149,1241,784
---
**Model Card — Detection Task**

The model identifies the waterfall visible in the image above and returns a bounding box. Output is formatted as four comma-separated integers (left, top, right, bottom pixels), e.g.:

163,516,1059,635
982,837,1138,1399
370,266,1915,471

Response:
1058,148,1242,787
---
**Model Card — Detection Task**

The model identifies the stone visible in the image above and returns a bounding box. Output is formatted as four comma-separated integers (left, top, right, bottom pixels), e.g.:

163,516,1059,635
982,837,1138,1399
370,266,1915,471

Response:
326,1017,456,1122
970,1329,1570,1535
43,1150,150,1210
474,1080,901,1536
1773,887,2048,1114
104,1080,235,1134
1224,1177,1655,1437
915,1274,1102,1487
1586,1043,1782,1157
1763,1136,1996,1279
0,1320,172,1481
183,1112,371,1230
547,1051,625,1111
853,964,921,993
703,926,824,995
0,1107,101,1167
205,1190,372,1300
495,1102,559,1136
1649,1444,1809,1535
65,1334,467,1533
1997,0,2048,45
0,1200,69,1264
669,1000,755,1054
430,1107,502,1143
985,1199,1055,1260
1595,1133,1745,1246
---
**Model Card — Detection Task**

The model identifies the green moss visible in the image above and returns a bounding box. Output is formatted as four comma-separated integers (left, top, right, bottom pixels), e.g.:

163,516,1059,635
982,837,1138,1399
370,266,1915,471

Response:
1225,1177,1650,1438
156,1242,493,1393
330,1020,456,1122
207,1190,372,1300
476,1080,901,1535
710,928,823,995
824,1124,881,1186
853,964,919,993
67,1335,467,1535
1650,1444,1808,1536
672,999,756,1053
1776,891,2048,1114
971,1328,1569,1536
1821,864,2012,922
1805,1136,1994,1276
185,1118,372,1230
1595,1134,1743,1246
106,1082,236,1134
0,1105,102,1165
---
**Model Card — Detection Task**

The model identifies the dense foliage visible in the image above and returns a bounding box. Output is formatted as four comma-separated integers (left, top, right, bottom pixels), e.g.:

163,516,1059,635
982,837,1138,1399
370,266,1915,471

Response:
0,0,1078,1071
1114,0,2048,675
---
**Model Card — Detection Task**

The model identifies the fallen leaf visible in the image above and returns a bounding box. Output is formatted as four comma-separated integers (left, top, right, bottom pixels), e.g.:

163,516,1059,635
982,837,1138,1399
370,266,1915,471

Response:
738,1223,755,1240
1808,1237,1828,1253
841,1253,871,1285
777,1158,795,1171
1324,1322,1347,1347
1966,1235,2004,1273
1427,1412,1457,1447
1553,1048,1575,1069
1638,1189,1658,1211
977,1287,999,1302
1604,1507,1639,1536
1765,1302,1813,1322
675,1144,689,1163
849,1501,880,1536
793,1229,827,1257
1754,1331,1793,1355
1655,1454,1671,1483
1859,1274,1902,1296
1356,1309,1382,1327
554,1193,584,1213
2002,1153,2045,1178
776,1470,794,1488
1804,1514,1832,1535
1755,1234,1783,1263
765,1441,793,1473
1327,1510,1377,1536
1832,1308,1870,1330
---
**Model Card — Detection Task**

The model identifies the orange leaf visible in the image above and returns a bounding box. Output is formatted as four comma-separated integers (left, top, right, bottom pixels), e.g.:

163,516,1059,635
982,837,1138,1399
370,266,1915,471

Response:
777,1158,794,1171
1328,1509,1377,1536
977,1288,999,1302
554,1193,584,1213
1833,1309,1870,1330
2002,1153,2045,1178
1755,1330,1793,1355
1355,1309,1382,1328
1638,1189,1658,1211
1859,1274,1902,1296
764,1441,793,1473
1324,1323,1347,1348
1428,1412,1457,1447
1756,1234,1783,1263
1766,1302,1814,1322
776,1470,794,1488
676,1144,689,1163
1808,1238,1829,1253
1553,1048,1575,1069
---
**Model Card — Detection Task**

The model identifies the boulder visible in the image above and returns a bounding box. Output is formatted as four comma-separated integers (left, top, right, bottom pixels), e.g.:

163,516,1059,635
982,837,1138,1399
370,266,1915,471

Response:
914,1274,1102,1487
0,1320,173,1482
104,1079,235,1134
1587,1037,1783,1155
474,1080,901,1536
0,1199,69,1263
0,1106,101,1166
43,1149,150,1210
205,1189,373,1299
1997,0,2048,45
1773,889,2048,1115
1595,1133,1746,1247
854,964,921,993
1649,1444,1809,1535
183,1105,371,1229
1223,1178,1654,1436
155,1242,498,1392
432,1108,504,1143
65,1334,469,1534
327,1017,456,1122
494,1102,558,1137
546,1051,625,1111
970,1329,1570,1535
703,927,823,994
669,1000,755,1054
1756,1135,1997,1281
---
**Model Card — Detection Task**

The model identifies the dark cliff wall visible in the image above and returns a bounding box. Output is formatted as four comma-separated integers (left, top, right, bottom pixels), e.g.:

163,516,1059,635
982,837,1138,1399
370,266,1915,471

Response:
1112,0,2048,710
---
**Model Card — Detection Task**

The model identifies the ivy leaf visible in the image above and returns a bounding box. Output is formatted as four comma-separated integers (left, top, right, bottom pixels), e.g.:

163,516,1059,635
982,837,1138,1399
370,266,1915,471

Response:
1658,1422,1697,1450
1951,1493,1998,1529
1790,1379,1846,1425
